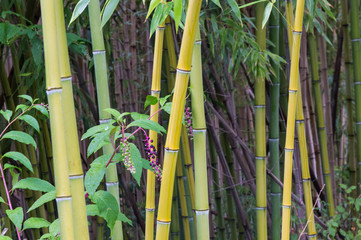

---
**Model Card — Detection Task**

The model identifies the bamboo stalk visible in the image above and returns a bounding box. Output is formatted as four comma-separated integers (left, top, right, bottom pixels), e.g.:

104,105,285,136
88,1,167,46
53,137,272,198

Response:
255,2,267,239
349,0,361,183
54,1,90,238
308,34,335,217
269,3,281,239
281,0,306,239
88,0,123,238
155,0,202,237
145,12,165,240
40,0,74,238
170,182,181,240
190,25,210,239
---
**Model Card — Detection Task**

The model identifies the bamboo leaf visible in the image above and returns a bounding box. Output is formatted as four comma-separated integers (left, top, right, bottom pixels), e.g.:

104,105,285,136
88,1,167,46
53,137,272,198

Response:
146,0,161,19
2,131,37,149
0,109,12,122
32,105,49,118
28,191,56,213
23,217,51,231
144,95,158,109
3,151,33,173
69,0,90,26
19,115,40,132
174,0,182,31
150,4,164,37
239,0,267,9
262,2,273,29
211,0,222,9
49,219,60,237
227,0,242,24
6,207,23,230
127,119,166,133
101,0,121,28
13,178,55,192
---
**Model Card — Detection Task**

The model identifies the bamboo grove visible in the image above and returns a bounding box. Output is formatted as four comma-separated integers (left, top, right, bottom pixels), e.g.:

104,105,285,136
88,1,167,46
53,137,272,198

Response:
0,0,361,239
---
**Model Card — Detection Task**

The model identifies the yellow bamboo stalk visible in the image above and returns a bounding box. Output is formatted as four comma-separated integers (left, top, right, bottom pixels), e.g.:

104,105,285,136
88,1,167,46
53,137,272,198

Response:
155,0,202,237
284,2,317,238
54,0,90,238
281,0,305,239
145,15,165,240
40,0,74,238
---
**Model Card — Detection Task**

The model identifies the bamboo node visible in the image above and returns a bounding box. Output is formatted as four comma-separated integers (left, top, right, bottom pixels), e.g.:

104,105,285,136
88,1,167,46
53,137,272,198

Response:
93,50,105,55
61,76,72,82
99,118,112,124
176,68,191,74
46,88,62,95
56,196,72,202
156,220,171,225
106,182,119,186
195,210,209,216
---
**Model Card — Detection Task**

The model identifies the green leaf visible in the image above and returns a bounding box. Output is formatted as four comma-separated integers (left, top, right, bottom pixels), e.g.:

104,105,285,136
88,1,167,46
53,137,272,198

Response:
86,204,99,216
130,112,149,121
129,143,143,185
141,158,152,170
0,236,12,240
239,0,267,9
82,122,114,140
127,119,166,133
69,0,90,25
32,105,49,118
23,217,51,231
6,207,23,230
92,190,122,233
146,0,161,19
85,155,112,196
0,22,22,45
3,151,33,172
18,95,33,103
262,2,273,29
101,0,120,27
0,109,12,122
49,219,60,237
0,196,5,204
19,115,40,132
162,102,172,115
87,131,111,157
13,178,55,192
227,0,242,23
28,191,56,213
117,211,132,225
159,94,171,106
15,104,27,113
2,131,37,149
211,0,222,9
144,95,158,109
104,109,130,122
174,0,182,31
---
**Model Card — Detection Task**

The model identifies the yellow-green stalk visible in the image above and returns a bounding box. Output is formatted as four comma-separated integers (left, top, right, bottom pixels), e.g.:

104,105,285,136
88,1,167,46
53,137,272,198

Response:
88,0,123,238
255,2,267,239
40,0,74,238
285,1,318,237
281,0,305,239
145,15,165,240
190,25,210,239
155,0,202,237
54,1,90,238
307,34,335,217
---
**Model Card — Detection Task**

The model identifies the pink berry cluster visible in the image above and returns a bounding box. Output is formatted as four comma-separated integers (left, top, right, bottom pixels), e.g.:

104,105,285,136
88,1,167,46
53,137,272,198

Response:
185,107,193,139
143,136,162,181
121,139,135,174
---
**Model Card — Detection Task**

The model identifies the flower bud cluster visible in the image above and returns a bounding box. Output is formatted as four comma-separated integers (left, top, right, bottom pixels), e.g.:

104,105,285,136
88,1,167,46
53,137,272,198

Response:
121,139,135,174
185,107,193,139
143,136,162,181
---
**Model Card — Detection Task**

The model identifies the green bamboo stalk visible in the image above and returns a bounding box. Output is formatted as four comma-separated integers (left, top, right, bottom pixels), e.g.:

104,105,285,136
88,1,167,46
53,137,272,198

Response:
209,137,226,240
349,0,361,183
269,4,281,239
220,135,238,240
171,183,181,240
88,0,123,238
255,2,267,239
54,1,90,238
308,34,335,217
190,25,210,239
341,0,356,197
40,0,74,238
